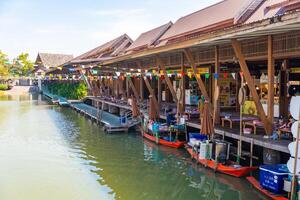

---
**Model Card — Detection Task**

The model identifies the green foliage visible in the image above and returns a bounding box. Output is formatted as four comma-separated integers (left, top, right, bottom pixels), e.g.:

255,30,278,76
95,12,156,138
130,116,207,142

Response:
47,82,87,99
0,84,8,90
11,53,34,77
0,51,11,78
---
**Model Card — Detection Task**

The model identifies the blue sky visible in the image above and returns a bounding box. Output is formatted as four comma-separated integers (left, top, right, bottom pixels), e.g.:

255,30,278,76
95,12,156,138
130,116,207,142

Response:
0,0,220,60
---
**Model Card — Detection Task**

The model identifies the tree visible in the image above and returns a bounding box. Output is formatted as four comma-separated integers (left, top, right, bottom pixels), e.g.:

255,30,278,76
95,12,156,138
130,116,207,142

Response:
11,53,34,77
0,51,11,78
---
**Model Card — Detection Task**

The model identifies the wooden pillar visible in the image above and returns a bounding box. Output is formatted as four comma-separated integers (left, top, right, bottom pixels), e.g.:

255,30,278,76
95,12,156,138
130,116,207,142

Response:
126,76,129,98
143,75,160,116
157,66,162,105
232,38,272,134
140,77,144,101
181,65,186,113
128,77,140,100
160,64,178,104
183,48,210,101
268,35,275,124
214,45,221,124
280,60,288,117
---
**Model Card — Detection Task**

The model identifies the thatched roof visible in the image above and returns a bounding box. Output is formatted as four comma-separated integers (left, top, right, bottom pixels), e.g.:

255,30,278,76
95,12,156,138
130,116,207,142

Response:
35,53,73,69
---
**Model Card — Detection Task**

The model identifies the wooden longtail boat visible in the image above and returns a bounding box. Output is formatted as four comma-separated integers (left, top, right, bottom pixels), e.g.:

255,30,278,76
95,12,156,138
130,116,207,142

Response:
186,147,257,178
143,131,185,148
246,176,288,200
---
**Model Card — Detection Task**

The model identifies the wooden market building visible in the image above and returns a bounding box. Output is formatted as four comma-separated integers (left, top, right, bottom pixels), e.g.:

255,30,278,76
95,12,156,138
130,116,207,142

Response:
60,0,300,160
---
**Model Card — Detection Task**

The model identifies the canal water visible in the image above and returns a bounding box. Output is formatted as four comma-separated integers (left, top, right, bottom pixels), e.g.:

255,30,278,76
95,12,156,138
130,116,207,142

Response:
0,94,263,200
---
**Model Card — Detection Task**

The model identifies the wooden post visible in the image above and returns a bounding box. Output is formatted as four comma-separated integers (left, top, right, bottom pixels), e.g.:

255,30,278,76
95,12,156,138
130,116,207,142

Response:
181,64,186,114
183,48,210,101
280,60,288,117
214,45,221,124
160,65,178,104
157,66,162,105
126,76,129,98
143,75,160,117
140,77,144,101
231,39,272,134
268,35,275,125
128,77,140,100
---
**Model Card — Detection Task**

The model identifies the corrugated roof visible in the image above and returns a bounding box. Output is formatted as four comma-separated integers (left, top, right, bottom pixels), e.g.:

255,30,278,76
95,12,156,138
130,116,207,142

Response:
36,53,73,68
159,0,252,42
126,22,173,52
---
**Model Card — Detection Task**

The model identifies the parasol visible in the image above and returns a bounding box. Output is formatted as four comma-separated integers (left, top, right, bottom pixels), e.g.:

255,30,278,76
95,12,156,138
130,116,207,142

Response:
149,95,158,120
200,101,214,138
131,96,139,118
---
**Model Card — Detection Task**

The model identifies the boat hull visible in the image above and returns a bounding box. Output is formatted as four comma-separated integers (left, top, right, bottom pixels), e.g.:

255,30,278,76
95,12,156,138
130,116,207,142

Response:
143,131,185,148
186,147,257,177
247,176,288,200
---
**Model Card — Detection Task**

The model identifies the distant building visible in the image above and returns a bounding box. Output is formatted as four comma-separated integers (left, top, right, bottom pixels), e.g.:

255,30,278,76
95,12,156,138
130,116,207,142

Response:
33,53,73,77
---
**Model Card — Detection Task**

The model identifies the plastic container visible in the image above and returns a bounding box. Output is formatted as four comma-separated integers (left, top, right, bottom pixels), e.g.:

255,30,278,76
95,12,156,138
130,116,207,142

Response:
259,164,289,194
199,142,212,159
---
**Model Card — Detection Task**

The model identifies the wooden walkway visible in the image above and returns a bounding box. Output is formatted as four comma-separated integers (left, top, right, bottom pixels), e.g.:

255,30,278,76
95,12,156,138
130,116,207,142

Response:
86,97,291,154
70,102,129,133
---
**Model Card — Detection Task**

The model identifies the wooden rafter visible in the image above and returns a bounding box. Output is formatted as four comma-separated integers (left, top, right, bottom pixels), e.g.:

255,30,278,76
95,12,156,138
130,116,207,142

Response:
157,57,178,104
183,48,210,101
143,75,160,116
128,77,140,100
231,38,272,134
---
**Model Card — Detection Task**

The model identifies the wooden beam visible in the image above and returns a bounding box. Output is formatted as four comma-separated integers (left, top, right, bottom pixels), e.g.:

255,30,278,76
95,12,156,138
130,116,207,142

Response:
140,77,144,101
158,62,178,104
214,45,221,124
231,39,272,134
143,75,160,116
128,77,140,100
183,48,210,101
267,35,275,124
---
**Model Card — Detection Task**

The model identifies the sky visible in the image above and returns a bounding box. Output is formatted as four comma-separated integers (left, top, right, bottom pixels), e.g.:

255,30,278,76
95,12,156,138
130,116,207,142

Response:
0,0,221,60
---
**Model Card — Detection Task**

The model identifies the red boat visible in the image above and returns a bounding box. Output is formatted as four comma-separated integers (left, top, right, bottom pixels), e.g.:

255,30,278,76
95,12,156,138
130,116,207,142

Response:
247,176,288,200
186,147,257,178
143,131,185,148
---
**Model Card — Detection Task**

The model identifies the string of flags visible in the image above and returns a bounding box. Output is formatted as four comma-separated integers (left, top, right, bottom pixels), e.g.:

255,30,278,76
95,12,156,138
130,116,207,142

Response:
53,66,246,81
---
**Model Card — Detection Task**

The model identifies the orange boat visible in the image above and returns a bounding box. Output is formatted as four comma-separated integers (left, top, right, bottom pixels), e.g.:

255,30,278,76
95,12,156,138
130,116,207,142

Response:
247,176,288,200
143,131,185,148
186,147,257,178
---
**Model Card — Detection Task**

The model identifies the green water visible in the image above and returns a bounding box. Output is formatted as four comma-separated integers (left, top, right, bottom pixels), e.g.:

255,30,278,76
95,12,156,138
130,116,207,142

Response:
0,94,263,200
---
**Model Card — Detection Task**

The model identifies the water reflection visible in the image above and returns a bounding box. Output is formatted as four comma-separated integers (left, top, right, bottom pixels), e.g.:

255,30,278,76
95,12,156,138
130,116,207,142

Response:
0,95,263,200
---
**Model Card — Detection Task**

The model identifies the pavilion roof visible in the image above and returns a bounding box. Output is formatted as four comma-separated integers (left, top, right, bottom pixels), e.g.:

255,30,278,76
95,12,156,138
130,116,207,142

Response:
71,34,133,64
126,22,173,53
158,0,259,43
35,53,73,68
246,0,300,23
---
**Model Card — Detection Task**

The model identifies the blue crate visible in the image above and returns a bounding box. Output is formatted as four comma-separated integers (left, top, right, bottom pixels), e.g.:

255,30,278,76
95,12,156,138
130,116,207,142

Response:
259,164,289,194
189,133,208,141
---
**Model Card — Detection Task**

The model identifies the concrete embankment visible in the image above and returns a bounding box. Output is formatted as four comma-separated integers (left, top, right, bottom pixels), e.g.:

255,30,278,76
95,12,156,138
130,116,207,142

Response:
0,86,39,96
